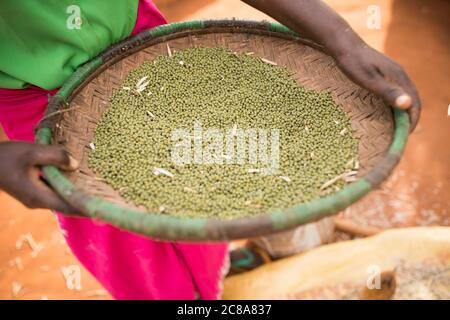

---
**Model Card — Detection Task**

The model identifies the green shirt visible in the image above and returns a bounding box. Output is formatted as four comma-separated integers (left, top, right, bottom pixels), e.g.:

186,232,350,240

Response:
0,0,138,90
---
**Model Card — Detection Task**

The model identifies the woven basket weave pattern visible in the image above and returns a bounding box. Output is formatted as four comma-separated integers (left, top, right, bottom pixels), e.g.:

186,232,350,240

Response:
54,31,393,208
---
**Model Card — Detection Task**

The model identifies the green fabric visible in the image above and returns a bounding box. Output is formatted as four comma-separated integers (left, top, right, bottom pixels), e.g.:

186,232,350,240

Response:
0,0,138,90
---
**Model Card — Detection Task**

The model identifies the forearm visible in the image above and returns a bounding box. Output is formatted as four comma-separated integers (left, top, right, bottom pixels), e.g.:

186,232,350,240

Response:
242,0,364,57
242,0,420,127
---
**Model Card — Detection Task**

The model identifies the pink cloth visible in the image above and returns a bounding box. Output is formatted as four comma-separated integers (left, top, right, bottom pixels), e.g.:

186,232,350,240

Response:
0,0,229,300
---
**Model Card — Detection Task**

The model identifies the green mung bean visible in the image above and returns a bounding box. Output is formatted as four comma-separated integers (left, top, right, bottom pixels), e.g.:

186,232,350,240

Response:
89,47,359,219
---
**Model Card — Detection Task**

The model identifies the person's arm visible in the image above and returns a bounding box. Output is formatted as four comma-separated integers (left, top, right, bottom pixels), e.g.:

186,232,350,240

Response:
0,141,80,213
242,0,420,130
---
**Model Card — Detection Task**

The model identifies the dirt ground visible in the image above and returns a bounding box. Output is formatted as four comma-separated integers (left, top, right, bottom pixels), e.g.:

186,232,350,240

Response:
0,0,448,299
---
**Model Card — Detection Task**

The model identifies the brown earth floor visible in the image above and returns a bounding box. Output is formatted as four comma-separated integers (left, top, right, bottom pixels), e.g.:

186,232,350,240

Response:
0,0,448,299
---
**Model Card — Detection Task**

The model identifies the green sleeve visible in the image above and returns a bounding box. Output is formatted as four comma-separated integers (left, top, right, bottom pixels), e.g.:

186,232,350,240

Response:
0,0,138,90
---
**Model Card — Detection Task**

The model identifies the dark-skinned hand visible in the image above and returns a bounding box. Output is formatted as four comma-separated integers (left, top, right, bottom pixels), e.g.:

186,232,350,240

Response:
335,43,421,131
0,141,80,214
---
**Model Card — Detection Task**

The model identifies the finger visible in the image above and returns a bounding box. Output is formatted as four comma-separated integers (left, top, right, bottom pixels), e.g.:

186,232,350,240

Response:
391,72,421,131
28,145,79,171
394,94,412,110
367,76,412,109
37,175,83,215
408,98,421,132
20,172,81,214
402,88,420,131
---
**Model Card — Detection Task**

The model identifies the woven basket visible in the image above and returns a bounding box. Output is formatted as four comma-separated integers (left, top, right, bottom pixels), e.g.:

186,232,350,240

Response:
35,20,410,241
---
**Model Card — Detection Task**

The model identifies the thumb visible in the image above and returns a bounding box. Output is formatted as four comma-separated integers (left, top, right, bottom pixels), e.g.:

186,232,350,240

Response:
29,145,79,171
368,78,412,109
394,94,413,110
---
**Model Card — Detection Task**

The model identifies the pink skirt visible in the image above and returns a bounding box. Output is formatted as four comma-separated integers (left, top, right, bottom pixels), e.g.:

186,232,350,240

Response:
0,0,229,300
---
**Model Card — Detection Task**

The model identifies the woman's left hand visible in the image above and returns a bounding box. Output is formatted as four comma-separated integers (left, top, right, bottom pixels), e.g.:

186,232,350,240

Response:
334,44,421,131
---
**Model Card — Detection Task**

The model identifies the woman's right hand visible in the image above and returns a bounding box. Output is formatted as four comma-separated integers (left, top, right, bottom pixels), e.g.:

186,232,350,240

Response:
0,141,80,214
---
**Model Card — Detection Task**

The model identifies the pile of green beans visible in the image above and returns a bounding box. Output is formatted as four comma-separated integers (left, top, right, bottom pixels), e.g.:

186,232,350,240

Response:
89,47,358,219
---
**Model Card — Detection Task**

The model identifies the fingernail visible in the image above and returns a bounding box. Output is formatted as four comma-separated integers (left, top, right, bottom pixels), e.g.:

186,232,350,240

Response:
395,94,412,109
68,155,79,170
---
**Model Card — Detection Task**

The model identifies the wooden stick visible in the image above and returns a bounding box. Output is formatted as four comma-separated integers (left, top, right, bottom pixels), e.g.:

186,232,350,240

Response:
40,106,81,122
335,217,382,237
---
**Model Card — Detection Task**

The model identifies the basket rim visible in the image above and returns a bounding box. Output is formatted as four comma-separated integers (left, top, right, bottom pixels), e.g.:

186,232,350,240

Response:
35,19,410,241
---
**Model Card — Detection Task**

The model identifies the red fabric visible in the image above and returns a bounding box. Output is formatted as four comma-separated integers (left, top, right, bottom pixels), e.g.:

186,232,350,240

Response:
0,86,57,141
131,0,167,36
